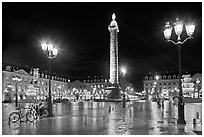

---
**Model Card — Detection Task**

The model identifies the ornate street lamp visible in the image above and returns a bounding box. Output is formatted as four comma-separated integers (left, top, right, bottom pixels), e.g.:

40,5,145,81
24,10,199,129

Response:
58,85,62,100
196,79,201,98
155,75,159,99
41,42,58,117
163,18,195,124
13,76,21,109
120,66,127,107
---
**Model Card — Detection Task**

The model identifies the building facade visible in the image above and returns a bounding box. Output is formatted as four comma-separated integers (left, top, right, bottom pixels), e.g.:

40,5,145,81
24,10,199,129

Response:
2,64,69,103
2,63,111,103
143,71,202,99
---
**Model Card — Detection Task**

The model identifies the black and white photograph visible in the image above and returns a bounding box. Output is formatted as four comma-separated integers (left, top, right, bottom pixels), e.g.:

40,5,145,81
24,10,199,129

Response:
1,1,202,135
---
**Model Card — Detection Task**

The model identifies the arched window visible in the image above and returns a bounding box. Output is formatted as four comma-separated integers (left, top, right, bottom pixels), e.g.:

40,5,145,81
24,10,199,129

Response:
168,75,171,79
173,75,176,79
163,75,166,79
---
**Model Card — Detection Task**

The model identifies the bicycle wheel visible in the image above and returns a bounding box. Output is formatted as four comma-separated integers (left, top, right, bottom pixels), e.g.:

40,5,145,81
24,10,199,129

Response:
33,111,39,120
26,111,35,122
9,112,20,123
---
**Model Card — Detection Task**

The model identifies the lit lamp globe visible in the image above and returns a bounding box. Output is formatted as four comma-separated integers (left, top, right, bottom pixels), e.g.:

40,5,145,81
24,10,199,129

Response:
174,19,183,38
155,75,159,80
163,22,172,40
164,18,195,42
121,67,127,76
186,24,195,37
53,48,58,56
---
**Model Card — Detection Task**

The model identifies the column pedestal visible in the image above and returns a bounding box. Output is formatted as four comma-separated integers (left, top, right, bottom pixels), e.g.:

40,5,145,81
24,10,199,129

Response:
106,84,122,102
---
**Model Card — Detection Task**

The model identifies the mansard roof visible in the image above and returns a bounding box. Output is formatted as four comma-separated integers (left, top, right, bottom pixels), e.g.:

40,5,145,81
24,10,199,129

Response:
144,69,202,80
14,69,31,76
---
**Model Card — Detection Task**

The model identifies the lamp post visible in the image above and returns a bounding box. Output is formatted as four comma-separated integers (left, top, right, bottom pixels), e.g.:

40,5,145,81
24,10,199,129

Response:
155,75,159,99
41,42,58,117
13,76,21,109
163,18,195,124
58,85,62,101
120,67,127,107
196,79,200,98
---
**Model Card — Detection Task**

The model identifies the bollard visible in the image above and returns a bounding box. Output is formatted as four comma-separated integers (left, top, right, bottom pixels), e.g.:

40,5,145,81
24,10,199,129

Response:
193,118,196,124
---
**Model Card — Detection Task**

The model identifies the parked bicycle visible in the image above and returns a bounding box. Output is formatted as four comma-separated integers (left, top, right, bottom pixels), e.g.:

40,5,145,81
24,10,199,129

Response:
9,105,35,124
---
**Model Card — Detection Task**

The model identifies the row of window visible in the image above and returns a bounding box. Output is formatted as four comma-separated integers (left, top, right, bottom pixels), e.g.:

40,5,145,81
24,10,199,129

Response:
144,75,179,80
4,74,108,89
83,79,108,83
67,84,107,89
145,82,178,87
146,86,177,92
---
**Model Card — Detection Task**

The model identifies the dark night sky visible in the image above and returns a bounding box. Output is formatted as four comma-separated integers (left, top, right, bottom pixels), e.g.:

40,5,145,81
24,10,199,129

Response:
2,2,202,91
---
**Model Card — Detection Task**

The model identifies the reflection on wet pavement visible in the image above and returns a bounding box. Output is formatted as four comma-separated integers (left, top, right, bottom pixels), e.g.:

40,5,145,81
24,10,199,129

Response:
2,100,202,135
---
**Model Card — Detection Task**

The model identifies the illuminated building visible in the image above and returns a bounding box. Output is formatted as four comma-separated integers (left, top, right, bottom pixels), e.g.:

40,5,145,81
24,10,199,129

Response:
2,63,69,103
143,71,202,99
66,76,110,101
2,63,110,102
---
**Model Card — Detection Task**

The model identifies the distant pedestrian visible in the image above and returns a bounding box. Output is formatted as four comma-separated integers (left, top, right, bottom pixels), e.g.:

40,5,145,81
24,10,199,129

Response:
173,96,178,106
157,98,161,107
108,106,111,113
169,97,173,103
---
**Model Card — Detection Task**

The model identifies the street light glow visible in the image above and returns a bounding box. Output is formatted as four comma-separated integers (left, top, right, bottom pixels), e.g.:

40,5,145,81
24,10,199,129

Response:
47,44,53,51
112,13,116,20
174,23,183,36
53,48,58,56
41,43,47,51
155,75,159,80
185,24,195,36
164,22,172,40
164,18,195,44
121,67,127,76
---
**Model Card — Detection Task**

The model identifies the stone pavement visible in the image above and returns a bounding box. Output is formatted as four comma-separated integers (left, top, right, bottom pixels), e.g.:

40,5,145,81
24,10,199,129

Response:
1,100,202,135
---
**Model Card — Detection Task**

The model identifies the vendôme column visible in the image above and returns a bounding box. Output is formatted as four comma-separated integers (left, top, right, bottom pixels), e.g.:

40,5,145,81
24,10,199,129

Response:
106,13,121,100
109,13,119,85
